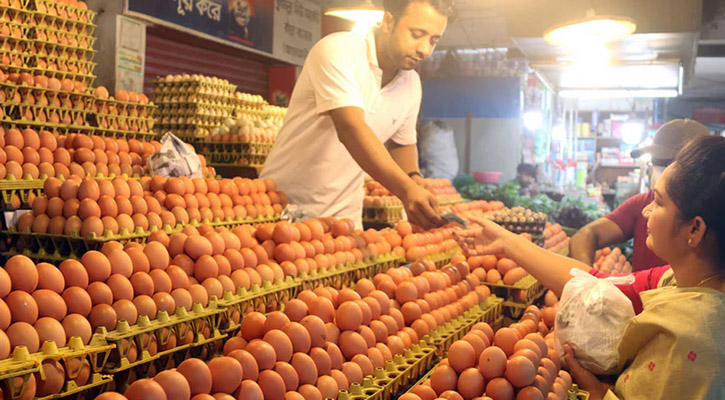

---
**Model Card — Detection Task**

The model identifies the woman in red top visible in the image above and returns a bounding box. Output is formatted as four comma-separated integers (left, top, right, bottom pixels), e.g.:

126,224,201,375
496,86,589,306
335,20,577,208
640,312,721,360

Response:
455,135,725,400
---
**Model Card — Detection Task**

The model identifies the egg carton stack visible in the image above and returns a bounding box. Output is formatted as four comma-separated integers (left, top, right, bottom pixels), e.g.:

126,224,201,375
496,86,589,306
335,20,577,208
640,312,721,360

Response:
487,207,547,236
87,87,157,141
151,74,238,141
423,178,464,206
198,104,285,168
362,181,404,226
0,0,97,129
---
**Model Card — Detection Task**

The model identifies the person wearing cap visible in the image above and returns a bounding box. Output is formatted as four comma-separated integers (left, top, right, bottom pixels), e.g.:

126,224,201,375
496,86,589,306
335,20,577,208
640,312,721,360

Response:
570,119,711,271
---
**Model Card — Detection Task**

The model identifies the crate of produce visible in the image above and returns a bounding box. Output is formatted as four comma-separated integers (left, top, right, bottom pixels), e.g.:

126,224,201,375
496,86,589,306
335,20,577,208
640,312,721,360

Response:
481,274,546,318
488,207,547,235
427,296,503,356
216,276,301,334
101,301,226,375
0,334,114,400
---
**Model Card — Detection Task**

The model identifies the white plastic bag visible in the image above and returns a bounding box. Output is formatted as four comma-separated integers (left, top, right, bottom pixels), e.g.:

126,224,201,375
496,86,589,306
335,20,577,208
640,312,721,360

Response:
419,120,459,179
148,132,202,178
554,269,635,375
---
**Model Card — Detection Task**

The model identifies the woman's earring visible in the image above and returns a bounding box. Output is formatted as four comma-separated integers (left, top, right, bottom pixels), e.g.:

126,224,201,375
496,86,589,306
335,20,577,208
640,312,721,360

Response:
688,238,693,246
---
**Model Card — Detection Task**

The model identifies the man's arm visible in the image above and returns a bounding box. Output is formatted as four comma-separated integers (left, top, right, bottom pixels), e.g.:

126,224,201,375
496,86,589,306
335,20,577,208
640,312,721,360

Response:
387,141,425,186
569,218,626,266
329,107,442,229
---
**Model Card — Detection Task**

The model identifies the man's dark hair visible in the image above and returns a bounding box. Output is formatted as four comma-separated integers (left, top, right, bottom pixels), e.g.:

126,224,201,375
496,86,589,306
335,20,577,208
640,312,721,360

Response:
517,163,537,177
383,0,456,21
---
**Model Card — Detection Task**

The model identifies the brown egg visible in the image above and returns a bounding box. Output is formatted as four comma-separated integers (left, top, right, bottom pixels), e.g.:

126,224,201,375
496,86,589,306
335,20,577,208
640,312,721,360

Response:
33,289,67,321
81,216,104,237
7,290,39,324
133,295,157,319
59,259,88,289
263,329,293,362
152,292,176,315
124,379,167,400
62,287,92,316
5,255,38,292
177,358,213,396
6,321,39,353
35,263,64,294
89,304,117,331
34,317,66,348
112,299,138,325
63,215,83,236
144,241,169,271
208,356,243,394
188,284,209,307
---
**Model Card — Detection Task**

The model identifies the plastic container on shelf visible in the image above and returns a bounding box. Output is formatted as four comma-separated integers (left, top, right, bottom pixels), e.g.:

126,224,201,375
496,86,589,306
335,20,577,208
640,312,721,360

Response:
473,171,502,184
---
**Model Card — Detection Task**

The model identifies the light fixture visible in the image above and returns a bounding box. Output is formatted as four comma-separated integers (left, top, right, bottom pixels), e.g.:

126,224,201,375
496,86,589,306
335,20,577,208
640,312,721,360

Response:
544,10,636,47
621,122,645,145
325,0,384,33
523,111,543,131
558,89,678,99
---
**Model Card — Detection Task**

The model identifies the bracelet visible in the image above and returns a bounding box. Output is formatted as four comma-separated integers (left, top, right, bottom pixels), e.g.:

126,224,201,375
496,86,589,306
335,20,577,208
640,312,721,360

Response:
408,171,423,179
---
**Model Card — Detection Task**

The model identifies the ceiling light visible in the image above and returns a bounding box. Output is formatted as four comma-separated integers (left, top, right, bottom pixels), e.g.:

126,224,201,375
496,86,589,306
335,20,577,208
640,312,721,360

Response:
325,0,384,32
544,11,636,47
558,89,678,99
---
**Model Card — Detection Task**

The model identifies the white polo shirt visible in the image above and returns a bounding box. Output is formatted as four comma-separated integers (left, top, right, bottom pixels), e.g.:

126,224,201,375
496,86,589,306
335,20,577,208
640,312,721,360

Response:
260,31,421,227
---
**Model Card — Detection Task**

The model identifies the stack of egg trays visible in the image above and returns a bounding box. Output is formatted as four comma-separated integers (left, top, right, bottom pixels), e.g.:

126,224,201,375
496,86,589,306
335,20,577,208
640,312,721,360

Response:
216,276,301,335
0,334,114,400
88,97,156,141
100,300,226,377
480,274,546,318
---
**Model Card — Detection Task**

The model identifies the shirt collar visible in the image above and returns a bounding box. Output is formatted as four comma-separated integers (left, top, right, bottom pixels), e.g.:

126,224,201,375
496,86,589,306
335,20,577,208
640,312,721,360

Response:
366,30,381,70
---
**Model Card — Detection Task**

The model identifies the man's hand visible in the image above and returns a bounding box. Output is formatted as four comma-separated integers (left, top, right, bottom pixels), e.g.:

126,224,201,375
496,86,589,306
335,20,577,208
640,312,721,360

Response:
401,185,443,230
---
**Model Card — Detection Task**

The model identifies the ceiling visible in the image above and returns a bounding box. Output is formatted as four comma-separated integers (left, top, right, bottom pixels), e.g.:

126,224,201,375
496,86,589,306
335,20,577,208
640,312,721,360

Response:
323,0,725,98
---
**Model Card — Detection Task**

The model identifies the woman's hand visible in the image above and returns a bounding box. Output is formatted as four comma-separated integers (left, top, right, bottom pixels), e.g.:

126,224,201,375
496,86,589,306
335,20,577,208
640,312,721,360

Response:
563,344,611,400
453,217,512,257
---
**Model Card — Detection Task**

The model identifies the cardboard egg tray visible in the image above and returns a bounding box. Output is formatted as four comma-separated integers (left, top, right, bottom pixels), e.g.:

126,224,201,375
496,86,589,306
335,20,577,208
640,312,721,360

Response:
205,152,268,167
26,53,96,76
36,372,113,400
428,296,504,357
31,37,96,62
0,20,30,41
30,14,96,40
0,334,114,399
31,0,97,29
362,204,404,225
100,301,226,374
15,85,95,110
297,252,403,291
369,343,437,400
0,46,29,69
8,103,88,126
216,276,301,334
0,2,32,22
420,247,460,269
152,98,237,111
196,140,273,153
89,113,154,133
151,78,236,92
480,274,546,318
0,175,44,208
0,214,283,263
92,97,154,118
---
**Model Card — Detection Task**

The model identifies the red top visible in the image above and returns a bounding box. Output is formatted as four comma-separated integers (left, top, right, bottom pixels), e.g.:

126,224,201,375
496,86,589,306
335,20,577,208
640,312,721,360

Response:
590,265,672,314
604,191,666,271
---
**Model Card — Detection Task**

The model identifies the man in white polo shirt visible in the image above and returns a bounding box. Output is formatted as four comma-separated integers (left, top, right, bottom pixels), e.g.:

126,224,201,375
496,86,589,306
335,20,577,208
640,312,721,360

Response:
260,0,454,229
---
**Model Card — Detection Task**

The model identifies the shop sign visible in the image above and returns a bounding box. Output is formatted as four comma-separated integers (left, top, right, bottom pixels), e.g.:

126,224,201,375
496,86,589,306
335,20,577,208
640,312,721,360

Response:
127,0,275,54
272,0,320,65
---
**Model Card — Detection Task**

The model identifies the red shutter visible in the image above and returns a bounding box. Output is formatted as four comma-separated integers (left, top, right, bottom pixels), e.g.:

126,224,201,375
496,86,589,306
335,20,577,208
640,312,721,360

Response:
144,25,283,97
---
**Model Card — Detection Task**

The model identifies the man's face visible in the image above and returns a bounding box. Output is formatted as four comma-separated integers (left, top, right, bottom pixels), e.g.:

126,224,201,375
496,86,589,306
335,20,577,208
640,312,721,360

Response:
382,2,448,70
